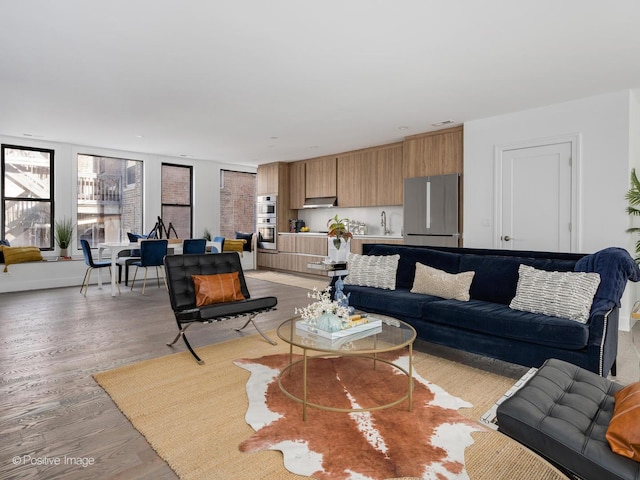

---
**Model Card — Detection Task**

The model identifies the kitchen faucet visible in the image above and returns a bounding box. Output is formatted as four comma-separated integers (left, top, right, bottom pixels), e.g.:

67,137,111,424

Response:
380,210,390,235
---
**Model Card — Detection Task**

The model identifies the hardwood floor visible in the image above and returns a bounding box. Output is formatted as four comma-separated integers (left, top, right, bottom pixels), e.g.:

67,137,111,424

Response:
1,277,638,479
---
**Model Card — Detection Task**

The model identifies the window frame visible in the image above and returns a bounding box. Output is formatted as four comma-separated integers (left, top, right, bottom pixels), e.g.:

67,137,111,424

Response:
1,143,55,250
76,153,144,248
160,162,193,239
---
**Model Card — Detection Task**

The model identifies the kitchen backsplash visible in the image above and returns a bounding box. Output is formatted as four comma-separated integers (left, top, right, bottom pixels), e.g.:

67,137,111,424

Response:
291,206,403,236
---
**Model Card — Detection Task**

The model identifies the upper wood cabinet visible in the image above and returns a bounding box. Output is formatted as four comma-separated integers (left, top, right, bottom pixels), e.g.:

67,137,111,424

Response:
337,143,403,207
375,143,403,205
305,156,337,198
288,161,306,209
257,163,280,195
403,126,463,178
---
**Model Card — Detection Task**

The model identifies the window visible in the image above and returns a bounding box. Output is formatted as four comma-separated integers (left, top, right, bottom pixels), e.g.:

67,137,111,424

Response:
219,170,256,238
161,163,192,239
1,144,54,249
77,154,143,247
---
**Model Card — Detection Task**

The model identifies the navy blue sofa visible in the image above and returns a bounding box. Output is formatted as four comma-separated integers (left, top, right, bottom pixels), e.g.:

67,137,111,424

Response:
337,244,640,377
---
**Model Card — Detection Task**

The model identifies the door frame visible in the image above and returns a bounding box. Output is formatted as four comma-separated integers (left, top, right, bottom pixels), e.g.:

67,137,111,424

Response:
493,133,582,252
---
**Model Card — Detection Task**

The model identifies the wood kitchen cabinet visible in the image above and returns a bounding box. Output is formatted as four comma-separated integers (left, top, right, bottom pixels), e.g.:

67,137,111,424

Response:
296,235,328,256
259,234,328,276
337,142,403,207
256,162,292,233
403,125,463,178
305,156,336,198
277,234,296,253
288,161,306,209
337,151,370,207
257,163,280,194
375,143,403,205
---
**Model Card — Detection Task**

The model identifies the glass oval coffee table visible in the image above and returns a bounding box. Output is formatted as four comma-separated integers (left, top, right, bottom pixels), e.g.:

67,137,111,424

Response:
276,313,417,421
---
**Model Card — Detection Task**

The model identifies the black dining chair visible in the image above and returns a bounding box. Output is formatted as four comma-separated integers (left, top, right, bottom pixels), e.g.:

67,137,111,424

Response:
116,248,141,286
80,239,119,296
130,240,169,294
183,238,207,255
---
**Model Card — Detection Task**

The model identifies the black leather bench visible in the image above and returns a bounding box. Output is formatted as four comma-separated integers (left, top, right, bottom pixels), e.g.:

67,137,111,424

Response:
496,358,640,480
164,252,277,364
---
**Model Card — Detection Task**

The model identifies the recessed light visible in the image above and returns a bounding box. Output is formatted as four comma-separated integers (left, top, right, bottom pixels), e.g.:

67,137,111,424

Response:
270,136,279,140
432,120,455,126
135,135,144,139
398,126,409,130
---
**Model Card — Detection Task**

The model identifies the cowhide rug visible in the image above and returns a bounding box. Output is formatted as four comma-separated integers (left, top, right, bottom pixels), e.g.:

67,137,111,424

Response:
235,352,484,480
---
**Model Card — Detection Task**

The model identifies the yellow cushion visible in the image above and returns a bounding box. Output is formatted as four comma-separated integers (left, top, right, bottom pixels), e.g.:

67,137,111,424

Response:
192,272,245,307
222,239,246,256
606,382,640,461
2,246,44,272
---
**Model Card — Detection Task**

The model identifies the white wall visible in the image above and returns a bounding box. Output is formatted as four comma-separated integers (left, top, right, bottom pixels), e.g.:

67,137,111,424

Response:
0,135,254,292
463,90,636,329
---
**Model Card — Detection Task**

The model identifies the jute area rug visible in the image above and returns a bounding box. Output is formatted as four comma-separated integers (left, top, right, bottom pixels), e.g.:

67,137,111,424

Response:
93,333,567,480
245,270,330,291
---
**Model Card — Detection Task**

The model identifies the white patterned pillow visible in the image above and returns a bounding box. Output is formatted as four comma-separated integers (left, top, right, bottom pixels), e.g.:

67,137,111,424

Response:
509,264,601,323
343,253,400,290
411,263,475,301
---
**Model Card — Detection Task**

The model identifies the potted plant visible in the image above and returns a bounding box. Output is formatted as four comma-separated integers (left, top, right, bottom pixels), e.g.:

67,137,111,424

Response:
626,168,640,263
327,214,352,262
54,217,75,258
327,215,353,249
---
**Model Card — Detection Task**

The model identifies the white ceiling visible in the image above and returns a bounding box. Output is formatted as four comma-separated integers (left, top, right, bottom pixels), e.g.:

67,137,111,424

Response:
1,1,640,167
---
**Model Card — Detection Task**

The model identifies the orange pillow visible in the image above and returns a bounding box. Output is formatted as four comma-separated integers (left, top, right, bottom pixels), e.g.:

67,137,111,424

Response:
606,381,640,461
192,272,245,307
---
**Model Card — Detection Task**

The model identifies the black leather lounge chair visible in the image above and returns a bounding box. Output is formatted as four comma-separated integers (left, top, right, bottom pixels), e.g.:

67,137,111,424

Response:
164,252,277,364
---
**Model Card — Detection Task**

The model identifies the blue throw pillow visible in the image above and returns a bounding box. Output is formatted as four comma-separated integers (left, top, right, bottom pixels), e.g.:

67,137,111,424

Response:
235,232,253,252
0,239,10,263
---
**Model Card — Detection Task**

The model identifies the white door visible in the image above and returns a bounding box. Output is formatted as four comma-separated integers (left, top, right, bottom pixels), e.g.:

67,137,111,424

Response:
499,142,573,251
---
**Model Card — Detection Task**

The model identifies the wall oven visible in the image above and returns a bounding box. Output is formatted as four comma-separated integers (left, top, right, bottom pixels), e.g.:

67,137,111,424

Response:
257,194,277,250
257,195,277,216
257,217,276,250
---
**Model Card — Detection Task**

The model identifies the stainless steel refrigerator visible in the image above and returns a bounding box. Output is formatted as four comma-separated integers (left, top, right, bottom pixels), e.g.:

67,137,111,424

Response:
403,174,460,247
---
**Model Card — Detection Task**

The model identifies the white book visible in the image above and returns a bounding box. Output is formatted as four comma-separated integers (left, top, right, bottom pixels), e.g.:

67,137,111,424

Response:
296,318,383,340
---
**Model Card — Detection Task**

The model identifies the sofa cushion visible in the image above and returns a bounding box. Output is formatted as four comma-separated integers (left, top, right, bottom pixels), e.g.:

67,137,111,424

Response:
365,244,461,290
422,299,590,350
510,265,601,323
459,254,581,305
411,263,474,301
343,253,400,290
343,285,440,319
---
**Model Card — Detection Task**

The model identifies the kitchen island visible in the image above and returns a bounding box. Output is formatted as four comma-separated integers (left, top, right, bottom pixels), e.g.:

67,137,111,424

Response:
257,232,403,276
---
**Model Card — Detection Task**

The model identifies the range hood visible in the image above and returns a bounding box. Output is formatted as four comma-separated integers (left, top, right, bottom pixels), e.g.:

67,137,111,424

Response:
302,196,337,208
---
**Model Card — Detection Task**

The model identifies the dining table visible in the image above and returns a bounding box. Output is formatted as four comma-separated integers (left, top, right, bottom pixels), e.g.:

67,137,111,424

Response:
97,240,185,296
